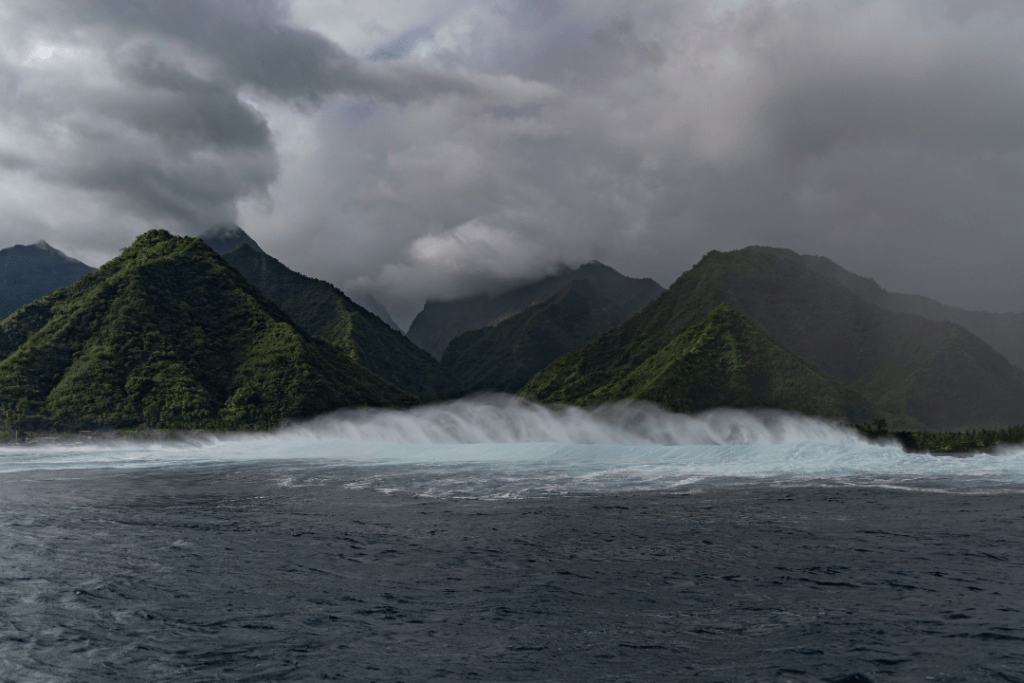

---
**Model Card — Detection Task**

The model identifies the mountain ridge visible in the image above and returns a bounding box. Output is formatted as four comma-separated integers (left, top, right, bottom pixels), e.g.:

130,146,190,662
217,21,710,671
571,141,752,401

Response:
0,241,95,319
199,233,463,402
791,251,1024,370
441,277,658,393
408,261,664,359
522,246,1024,431
0,231,414,431
526,302,876,421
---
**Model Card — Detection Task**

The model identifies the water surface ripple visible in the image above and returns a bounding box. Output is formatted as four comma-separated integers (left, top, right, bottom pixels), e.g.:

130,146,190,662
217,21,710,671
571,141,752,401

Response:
1,401,1022,681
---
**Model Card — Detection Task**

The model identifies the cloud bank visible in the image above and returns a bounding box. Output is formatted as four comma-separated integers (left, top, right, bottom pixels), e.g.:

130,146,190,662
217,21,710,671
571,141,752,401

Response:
2,0,1023,326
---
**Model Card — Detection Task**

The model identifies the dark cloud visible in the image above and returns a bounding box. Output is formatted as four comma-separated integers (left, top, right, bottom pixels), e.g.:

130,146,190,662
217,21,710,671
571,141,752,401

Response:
9,0,478,103
109,47,271,152
0,0,480,259
3,0,1024,327
255,0,1024,326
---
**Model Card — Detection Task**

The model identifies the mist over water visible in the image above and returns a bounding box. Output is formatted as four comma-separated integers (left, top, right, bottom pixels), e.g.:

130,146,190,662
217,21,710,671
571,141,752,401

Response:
291,395,864,446
2,395,1023,496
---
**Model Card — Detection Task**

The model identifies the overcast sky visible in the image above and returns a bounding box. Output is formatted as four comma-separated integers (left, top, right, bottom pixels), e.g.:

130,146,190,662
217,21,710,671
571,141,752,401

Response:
2,0,1023,327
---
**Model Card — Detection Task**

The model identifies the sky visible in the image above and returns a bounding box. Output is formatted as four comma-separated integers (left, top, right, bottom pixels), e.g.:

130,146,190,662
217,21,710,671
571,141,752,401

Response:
1,0,1023,328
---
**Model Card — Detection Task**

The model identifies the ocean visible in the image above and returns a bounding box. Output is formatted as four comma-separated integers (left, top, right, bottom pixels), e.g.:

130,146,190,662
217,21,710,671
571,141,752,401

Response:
1,397,1022,681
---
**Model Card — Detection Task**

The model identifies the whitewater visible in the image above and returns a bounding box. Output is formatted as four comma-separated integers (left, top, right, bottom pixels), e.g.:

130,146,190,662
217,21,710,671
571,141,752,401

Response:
4,396,1024,682
3,395,1021,496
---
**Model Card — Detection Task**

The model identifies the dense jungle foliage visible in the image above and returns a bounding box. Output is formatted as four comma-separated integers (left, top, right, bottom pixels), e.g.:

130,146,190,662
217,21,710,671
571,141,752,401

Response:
853,419,1024,453
521,247,1024,431
0,231,414,432
221,244,463,402
523,303,876,422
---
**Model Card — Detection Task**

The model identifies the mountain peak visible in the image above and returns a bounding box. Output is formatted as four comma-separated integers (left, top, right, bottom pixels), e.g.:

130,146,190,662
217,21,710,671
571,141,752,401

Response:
408,261,665,359
0,241,95,319
217,243,464,402
197,224,264,255
19,240,81,263
0,230,413,430
524,245,1024,431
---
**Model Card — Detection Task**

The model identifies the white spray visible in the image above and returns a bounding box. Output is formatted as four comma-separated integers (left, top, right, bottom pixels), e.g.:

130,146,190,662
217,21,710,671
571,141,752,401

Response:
286,394,864,446
1,396,1022,494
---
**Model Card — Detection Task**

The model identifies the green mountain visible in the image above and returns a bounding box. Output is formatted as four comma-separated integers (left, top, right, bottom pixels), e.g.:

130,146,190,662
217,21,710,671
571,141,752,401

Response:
408,261,664,359
523,247,1024,430
795,253,1024,371
202,233,463,402
527,303,874,420
0,241,95,319
0,231,414,432
442,278,657,393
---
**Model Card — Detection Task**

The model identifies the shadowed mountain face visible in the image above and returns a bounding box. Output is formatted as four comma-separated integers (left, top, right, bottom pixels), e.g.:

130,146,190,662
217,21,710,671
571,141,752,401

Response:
0,242,95,319
523,247,1024,431
344,290,401,332
794,253,1024,371
527,303,875,421
196,226,403,331
198,229,462,402
441,278,662,394
196,225,264,256
0,231,413,431
408,262,665,359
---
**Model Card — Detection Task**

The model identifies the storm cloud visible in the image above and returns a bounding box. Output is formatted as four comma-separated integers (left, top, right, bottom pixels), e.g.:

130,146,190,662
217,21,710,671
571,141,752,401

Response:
2,0,1023,326
0,0,483,262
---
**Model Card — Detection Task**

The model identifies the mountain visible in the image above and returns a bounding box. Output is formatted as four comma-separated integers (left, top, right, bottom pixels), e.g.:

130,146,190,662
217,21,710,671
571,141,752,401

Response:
408,261,664,359
0,241,95,319
344,289,401,331
0,231,414,432
195,224,264,255
793,253,1024,371
441,278,660,393
523,247,1024,431
197,228,462,402
528,303,875,420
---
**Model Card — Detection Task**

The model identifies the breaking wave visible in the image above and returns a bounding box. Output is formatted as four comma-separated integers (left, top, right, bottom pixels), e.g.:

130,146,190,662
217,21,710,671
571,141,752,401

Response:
290,394,863,446
1,395,1022,495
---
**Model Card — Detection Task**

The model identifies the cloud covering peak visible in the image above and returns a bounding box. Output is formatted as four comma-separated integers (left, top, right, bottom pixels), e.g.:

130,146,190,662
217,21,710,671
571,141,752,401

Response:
2,0,1024,326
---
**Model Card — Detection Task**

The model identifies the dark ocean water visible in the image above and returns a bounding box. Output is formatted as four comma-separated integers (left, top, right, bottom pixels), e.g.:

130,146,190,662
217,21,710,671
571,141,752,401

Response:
2,402,1023,681
1,461,1022,683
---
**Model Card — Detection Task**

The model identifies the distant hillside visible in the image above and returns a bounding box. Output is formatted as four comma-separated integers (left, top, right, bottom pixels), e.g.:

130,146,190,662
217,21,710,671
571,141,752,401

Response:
442,278,660,393
408,262,664,359
523,247,1024,431
0,241,95,319
344,289,401,332
203,235,462,402
527,303,875,420
196,224,264,255
0,231,414,431
794,253,1024,371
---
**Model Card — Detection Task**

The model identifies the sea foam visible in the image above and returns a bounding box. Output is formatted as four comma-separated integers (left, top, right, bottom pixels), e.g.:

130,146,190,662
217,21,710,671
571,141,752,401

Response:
1,396,1022,495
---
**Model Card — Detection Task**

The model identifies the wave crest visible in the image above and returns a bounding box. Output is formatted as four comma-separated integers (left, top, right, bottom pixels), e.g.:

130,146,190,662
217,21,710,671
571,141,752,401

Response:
289,394,864,446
